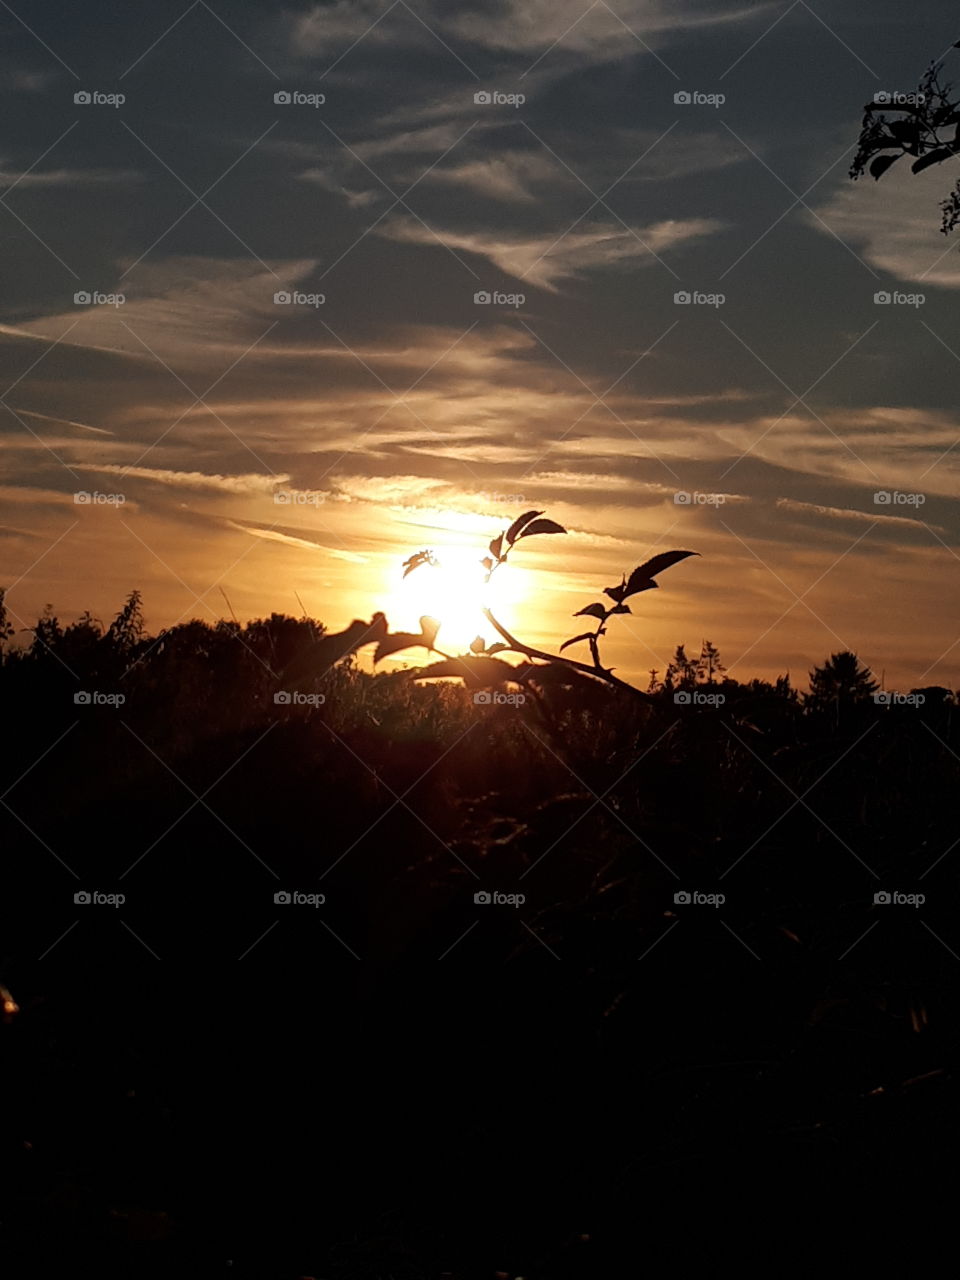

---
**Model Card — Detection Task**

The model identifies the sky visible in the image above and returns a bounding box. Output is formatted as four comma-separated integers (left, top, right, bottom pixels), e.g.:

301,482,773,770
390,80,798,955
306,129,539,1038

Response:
1,0,959,689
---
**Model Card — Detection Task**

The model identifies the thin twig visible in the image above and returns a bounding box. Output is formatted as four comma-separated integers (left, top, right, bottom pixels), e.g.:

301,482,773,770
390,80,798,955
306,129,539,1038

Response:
483,608,653,703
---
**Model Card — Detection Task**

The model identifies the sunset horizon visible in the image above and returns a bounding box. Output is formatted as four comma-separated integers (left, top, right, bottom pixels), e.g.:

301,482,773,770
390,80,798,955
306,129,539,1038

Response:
3,3,958,1275
2,2,958,692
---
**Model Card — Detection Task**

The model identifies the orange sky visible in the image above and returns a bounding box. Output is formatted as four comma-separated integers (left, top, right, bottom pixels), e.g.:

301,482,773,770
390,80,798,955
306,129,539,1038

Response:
1,0,958,692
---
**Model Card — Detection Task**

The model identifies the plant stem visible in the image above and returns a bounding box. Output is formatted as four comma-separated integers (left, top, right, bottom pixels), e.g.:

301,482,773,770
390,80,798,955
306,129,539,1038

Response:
482,608,653,703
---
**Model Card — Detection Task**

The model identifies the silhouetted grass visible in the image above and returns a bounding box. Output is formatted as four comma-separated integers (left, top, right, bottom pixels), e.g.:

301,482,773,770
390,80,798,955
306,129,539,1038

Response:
2,596,958,1276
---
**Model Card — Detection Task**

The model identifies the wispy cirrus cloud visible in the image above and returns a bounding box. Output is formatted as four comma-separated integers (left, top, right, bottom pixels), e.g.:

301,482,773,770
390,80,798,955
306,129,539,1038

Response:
379,215,723,288
0,166,143,189
74,465,287,496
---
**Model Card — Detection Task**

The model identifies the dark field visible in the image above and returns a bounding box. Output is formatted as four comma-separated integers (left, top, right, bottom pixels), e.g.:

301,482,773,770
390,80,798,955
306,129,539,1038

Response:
2,604,958,1275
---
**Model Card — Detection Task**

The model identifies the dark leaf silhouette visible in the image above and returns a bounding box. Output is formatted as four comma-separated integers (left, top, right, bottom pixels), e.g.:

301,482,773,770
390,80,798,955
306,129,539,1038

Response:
850,55,960,235
518,518,566,538
628,550,698,589
912,147,956,173
870,152,902,179
374,615,441,663
469,635,485,654
574,603,608,620
887,120,921,153
409,654,519,689
420,616,440,649
604,551,696,604
374,633,427,661
609,604,631,614
481,557,494,572
621,577,659,597
489,534,504,559
560,632,595,652
402,549,438,579
506,510,543,545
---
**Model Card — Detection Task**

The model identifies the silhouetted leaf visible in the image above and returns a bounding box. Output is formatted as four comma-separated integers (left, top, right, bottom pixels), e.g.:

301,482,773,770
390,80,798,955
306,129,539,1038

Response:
604,552,697,602
481,557,494,572
489,534,504,559
487,642,509,654
560,632,594,652
609,604,631,614
420,616,440,649
506,510,543,545
889,120,919,147
470,635,485,654
402,549,437,579
518,518,566,538
912,146,955,173
374,633,427,662
870,152,902,179
409,655,519,689
574,603,608,620
374,616,440,662
629,550,698,587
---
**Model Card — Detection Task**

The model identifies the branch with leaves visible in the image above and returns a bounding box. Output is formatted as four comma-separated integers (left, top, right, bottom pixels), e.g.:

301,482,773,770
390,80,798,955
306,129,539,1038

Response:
385,510,697,701
851,53,960,234
559,551,698,672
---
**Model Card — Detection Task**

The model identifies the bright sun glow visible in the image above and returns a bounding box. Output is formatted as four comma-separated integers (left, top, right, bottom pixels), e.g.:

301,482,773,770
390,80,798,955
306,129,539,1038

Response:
380,538,529,659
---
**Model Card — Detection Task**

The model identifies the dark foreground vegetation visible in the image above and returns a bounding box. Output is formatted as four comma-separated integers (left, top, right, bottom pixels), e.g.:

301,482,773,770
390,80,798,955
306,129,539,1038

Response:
2,592,959,1275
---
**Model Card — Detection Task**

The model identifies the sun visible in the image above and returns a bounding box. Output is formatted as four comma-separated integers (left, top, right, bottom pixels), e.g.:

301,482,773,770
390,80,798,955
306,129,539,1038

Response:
380,539,527,658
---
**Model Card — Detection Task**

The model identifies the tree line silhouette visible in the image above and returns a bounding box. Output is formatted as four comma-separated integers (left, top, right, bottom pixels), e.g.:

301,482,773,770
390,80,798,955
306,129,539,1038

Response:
3,516,958,1274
